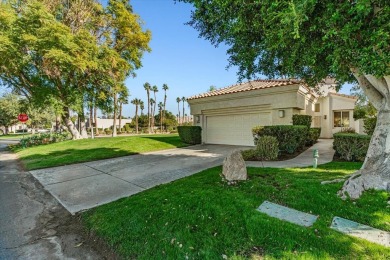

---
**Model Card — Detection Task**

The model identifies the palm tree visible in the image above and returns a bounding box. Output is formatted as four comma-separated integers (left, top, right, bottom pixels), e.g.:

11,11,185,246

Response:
158,102,163,133
150,98,155,131
118,87,129,132
151,85,158,132
176,97,181,125
131,98,141,134
143,82,151,134
140,101,145,115
182,96,186,124
162,84,169,132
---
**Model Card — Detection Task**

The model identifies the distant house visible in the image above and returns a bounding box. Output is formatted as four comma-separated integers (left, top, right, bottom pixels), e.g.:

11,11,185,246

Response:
187,79,360,146
86,118,132,130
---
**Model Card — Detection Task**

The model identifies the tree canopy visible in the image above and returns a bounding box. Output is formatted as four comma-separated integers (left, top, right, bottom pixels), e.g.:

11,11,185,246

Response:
0,0,151,138
181,0,389,85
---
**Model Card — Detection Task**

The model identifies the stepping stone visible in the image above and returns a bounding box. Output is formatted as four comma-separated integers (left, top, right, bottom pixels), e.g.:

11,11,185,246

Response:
330,217,390,247
257,201,318,227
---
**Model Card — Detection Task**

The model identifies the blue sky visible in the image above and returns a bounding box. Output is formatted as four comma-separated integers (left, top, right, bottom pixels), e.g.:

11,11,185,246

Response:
122,0,352,117
122,0,240,117
0,0,353,117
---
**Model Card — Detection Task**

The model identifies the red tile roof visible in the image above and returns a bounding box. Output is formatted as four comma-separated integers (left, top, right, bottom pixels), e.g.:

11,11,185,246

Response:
330,92,357,100
187,79,304,100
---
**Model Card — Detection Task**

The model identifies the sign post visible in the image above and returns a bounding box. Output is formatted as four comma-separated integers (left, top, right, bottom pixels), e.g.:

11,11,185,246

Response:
18,114,29,146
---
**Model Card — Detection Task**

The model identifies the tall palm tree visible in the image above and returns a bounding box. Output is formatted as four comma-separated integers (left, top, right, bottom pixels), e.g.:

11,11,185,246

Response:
158,102,163,133
176,97,181,125
118,87,129,132
151,85,158,132
150,98,155,132
162,84,169,132
131,98,141,134
140,101,145,115
143,82,151,134
182,96,186,124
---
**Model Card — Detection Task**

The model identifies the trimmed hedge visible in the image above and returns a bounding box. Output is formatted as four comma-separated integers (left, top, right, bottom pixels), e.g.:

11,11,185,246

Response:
253,125,308,154
292,115,312,128
307,128,321,145
256,135,279,160
333,133,370,162
178,126,202,144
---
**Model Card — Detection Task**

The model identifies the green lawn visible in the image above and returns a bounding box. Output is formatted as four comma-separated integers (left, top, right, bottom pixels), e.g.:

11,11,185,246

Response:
0,133,31,140
83,162,390,259
14,134,187,170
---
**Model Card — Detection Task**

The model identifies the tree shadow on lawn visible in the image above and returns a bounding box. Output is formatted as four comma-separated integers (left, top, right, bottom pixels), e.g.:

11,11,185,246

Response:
139,135,189,148
20,147,136,170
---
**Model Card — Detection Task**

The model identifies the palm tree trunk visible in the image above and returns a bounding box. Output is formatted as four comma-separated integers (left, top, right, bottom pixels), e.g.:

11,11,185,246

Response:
147,93,151,134
177,103,181,125
135,105,139,134
163,94,167,132
182,102,185,124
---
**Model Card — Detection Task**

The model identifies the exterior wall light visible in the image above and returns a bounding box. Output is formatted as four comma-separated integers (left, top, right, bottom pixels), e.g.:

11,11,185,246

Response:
278,110,285,118
196,115,200,123
324,115,327,119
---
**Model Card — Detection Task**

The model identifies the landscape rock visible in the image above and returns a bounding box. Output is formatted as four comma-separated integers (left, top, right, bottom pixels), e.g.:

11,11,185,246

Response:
222,150,247,181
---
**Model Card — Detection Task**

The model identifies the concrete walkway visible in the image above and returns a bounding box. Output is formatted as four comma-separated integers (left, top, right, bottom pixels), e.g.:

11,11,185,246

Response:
0,140,106,259
30,139,334,215
246,139,334,168
30,145,249,214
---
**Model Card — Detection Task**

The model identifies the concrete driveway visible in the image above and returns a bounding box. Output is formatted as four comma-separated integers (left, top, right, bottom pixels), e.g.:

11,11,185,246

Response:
30,144,249,214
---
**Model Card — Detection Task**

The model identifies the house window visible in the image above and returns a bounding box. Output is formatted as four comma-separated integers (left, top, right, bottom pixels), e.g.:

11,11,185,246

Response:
333,111,350,127
315,103,320,112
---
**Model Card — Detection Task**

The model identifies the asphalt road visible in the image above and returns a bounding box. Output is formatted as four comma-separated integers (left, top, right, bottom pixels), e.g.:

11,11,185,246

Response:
0,140,113,260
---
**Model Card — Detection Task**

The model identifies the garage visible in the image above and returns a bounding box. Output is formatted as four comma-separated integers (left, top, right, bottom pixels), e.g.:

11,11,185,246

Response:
205,112,271,146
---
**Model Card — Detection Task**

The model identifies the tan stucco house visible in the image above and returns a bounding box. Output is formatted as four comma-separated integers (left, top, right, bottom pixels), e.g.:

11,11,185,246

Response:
187,79,360,146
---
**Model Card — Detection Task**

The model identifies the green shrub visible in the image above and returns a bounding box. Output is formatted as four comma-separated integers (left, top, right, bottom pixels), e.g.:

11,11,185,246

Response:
333,133,370,162
19,132,71,148
363,117,377,135
307,128,321,145
105,129,113,135
253,125,308,154
256,135,279,160
241,149,258,161
339,127,356,133
292,115,312,128
177,126,201,144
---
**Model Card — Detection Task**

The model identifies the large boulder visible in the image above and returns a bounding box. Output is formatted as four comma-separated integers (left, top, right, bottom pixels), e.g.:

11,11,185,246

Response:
222,150,247,181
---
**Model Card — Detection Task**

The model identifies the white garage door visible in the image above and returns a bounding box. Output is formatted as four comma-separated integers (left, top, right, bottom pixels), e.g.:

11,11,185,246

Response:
206,113,271,146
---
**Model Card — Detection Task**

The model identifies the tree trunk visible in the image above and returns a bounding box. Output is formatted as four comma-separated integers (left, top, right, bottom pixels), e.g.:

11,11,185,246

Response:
135,105,139,134
94,106,99,135
62,106,81,140
339,73,390,199
112,93,117,137
178,103,181,125
78,106,88,139
182,102,185,124
119,102,122,133
89,105,94,139
163,94,167,132
147,93,151,134
55,114,61,132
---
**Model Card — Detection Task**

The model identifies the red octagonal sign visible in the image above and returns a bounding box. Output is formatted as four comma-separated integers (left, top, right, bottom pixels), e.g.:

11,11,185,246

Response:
18,113,29,123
